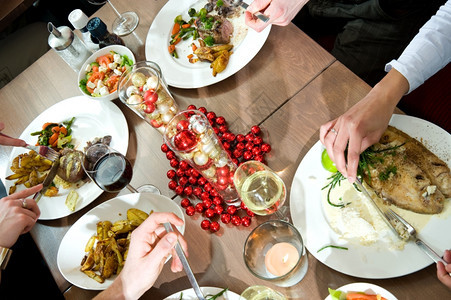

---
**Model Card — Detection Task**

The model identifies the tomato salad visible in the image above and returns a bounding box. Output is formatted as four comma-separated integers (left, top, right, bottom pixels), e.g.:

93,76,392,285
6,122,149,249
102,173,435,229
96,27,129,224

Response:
79,51,133,97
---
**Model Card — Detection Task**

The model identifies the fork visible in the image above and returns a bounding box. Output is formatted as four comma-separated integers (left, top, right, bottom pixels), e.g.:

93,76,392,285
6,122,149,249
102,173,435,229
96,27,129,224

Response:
0,132,60,162
385,208,449,267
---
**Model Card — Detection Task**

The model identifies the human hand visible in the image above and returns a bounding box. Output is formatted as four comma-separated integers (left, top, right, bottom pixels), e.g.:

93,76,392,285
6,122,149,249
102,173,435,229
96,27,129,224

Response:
244,0,309,32
0,184,42,248
99,212,186,300
0,122,27,147
437,250,451,289
319,69,408,183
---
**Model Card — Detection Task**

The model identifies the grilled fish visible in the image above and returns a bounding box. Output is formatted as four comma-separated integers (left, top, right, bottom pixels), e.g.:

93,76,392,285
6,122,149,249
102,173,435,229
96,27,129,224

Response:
362,126,450,214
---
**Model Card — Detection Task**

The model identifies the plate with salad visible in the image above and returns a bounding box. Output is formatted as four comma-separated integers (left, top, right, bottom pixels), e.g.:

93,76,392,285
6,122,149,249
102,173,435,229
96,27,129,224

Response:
78,45,135,101
145,0,271,88
325,283,398,300
3,96,129,220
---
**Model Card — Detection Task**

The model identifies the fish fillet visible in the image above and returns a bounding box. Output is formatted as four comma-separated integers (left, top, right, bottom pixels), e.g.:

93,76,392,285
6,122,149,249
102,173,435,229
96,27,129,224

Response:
363,126,450,214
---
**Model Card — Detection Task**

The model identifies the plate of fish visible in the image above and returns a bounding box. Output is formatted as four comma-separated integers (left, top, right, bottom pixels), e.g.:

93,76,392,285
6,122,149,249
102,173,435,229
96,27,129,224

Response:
289,114,451,278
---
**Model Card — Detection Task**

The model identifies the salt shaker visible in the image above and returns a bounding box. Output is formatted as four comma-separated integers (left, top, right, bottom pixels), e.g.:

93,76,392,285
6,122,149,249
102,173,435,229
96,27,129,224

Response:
47,22,91,72
87,17,125,49
68,9,99,52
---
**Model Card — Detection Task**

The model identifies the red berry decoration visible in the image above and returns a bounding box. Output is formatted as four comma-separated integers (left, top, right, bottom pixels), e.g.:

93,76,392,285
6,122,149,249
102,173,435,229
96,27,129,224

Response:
226,205,237,215
251,125,261,135
168,180,177,190
167,169,176,179
195,203,205,213
205,208,215,219
181,198,191,208
183,186,193,196
187,104,196,110
210,221,220,233
242,216,252,227
161,144,169,152
170,158,179,168
175,185,184,195
201,219,211,230
221,213,231,224
231,215,241,226
246,209,255,217
214,205,224,215
216,116,225,125
186,206,195,216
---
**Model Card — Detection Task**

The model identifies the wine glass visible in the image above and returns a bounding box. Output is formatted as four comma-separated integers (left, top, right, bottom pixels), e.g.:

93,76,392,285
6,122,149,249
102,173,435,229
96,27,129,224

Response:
82,143,160,194
87,0,139,36
233,160,288,219
240,286,287,300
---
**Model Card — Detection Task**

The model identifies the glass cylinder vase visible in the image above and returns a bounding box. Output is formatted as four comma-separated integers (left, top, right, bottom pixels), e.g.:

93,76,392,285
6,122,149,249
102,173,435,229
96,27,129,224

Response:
118,61,179,134
164,110,240,205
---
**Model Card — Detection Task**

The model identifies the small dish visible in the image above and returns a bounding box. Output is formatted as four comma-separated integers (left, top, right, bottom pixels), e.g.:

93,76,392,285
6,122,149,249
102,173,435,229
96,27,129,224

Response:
78,45,135,101
325,282,398,300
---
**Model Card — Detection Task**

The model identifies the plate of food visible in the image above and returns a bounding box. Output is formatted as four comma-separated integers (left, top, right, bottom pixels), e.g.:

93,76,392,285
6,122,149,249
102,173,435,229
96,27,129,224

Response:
325,282,398,300
145,0,271,88
164,287,239,299
289,114,451,278
3,96,128,220
57,192,186,290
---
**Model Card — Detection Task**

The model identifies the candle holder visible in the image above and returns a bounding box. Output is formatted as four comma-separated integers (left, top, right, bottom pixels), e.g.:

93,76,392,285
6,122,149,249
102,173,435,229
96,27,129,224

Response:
163,109,240,205
118,61,179,134
243,220,308,287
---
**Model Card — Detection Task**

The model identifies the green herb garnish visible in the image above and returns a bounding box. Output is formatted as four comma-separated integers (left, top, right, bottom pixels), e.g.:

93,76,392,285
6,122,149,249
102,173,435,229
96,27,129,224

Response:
322,172,348,208
317,245,348,253
204,35,215,46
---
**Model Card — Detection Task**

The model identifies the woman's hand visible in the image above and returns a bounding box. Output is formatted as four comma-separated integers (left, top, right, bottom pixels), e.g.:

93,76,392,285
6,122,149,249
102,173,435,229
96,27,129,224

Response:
0,184,42,248
244,0,309,32
0,122,27,147
437,250,451,289
319,69,408,182
95,212,186,300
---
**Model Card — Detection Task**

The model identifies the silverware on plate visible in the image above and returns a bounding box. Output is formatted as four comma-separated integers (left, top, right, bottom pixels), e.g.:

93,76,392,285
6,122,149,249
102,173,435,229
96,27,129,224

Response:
0,132,60,162
355,178,449,271
234,0,270,23
33,157,60,203
163,223,206,300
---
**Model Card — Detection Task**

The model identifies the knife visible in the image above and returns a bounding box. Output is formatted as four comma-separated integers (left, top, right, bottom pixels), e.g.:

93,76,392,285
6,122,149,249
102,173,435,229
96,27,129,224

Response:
353,177,400,237
163,223,206,300
33,156,60,203
236,1,270,23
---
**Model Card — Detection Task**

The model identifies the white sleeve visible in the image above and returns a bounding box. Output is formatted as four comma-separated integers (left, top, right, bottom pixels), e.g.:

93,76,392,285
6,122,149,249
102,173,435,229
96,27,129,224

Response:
385,1,451,94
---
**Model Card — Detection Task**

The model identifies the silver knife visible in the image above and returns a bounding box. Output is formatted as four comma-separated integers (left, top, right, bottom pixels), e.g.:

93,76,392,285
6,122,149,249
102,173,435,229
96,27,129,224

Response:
353,177,400,237
163,223,206,300
236,1,270,23
33,156,60,203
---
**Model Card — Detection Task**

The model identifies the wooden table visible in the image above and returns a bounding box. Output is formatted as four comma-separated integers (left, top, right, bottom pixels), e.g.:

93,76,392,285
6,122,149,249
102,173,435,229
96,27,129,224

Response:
0,0,449,299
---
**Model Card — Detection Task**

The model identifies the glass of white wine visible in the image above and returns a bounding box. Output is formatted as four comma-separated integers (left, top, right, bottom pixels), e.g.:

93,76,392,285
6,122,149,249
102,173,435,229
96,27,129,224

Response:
240,285,287,300
233,160,287,219
87,0,139,36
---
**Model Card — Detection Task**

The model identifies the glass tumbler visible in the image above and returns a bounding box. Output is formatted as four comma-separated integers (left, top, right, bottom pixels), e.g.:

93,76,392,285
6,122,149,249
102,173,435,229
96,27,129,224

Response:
163,109,240,205
118,61,179,134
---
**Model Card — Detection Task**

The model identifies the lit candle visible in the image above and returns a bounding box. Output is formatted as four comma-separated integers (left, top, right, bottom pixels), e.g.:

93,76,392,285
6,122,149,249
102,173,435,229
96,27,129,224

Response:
264,242,300,276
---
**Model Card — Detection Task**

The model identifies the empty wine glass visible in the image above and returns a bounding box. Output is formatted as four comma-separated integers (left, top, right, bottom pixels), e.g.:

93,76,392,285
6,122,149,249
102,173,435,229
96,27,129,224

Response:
87,0,139,36
234,160,288,220
82,143,160,194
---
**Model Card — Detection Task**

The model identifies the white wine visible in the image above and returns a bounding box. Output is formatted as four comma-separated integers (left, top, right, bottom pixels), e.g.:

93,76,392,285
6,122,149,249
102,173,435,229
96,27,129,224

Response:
240,285,287,300
239,170,286,216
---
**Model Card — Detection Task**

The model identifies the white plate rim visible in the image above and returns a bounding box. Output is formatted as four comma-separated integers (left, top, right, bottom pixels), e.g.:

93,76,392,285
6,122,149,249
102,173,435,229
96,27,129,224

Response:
289,114,451,279
57,192,186,290
145,0,271,89
324,282,398,300
3,95,129,220
163,286,240,299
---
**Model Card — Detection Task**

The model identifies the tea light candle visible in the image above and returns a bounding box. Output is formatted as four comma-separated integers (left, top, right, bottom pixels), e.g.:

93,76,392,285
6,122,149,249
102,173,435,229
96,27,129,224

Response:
265,242,299,277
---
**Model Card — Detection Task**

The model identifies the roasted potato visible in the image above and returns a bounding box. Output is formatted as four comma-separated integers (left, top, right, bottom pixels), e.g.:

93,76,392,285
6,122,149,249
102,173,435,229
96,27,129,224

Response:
211,50,230,77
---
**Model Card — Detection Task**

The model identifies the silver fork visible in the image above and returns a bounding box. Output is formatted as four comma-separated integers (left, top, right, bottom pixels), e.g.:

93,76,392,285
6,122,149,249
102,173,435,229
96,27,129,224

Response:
385,208,449,267
0,132,60,162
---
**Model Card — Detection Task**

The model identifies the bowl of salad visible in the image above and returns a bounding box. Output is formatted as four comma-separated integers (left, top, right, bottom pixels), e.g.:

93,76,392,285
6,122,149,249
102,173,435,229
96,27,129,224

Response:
78,45,135,101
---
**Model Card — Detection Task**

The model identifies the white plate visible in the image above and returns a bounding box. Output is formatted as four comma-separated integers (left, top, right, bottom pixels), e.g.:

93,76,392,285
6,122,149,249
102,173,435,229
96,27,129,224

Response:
57,193,186,290
145,0,271,88
289,114,451,278
164,286,240,299
325,282,398,300
3,96,128,220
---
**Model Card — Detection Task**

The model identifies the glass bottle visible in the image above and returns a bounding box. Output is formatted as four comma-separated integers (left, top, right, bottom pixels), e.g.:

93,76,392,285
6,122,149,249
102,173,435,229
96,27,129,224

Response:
86,17,125,48
68,9,99,52
47,22,92,72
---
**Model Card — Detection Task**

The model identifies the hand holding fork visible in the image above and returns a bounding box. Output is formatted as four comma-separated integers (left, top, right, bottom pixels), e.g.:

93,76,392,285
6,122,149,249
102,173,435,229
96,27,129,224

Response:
0,132,60,161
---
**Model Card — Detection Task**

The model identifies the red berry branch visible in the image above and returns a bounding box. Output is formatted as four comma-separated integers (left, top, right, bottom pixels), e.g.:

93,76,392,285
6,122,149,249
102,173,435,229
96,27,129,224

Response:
161,105,271,233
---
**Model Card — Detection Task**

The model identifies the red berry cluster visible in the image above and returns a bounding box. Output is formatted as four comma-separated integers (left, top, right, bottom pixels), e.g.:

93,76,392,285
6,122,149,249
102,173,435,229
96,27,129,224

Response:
161,105,272,233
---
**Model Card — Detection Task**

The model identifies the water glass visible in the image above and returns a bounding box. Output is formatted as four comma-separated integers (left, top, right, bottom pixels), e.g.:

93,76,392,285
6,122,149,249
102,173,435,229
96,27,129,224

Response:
240,285,287,300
